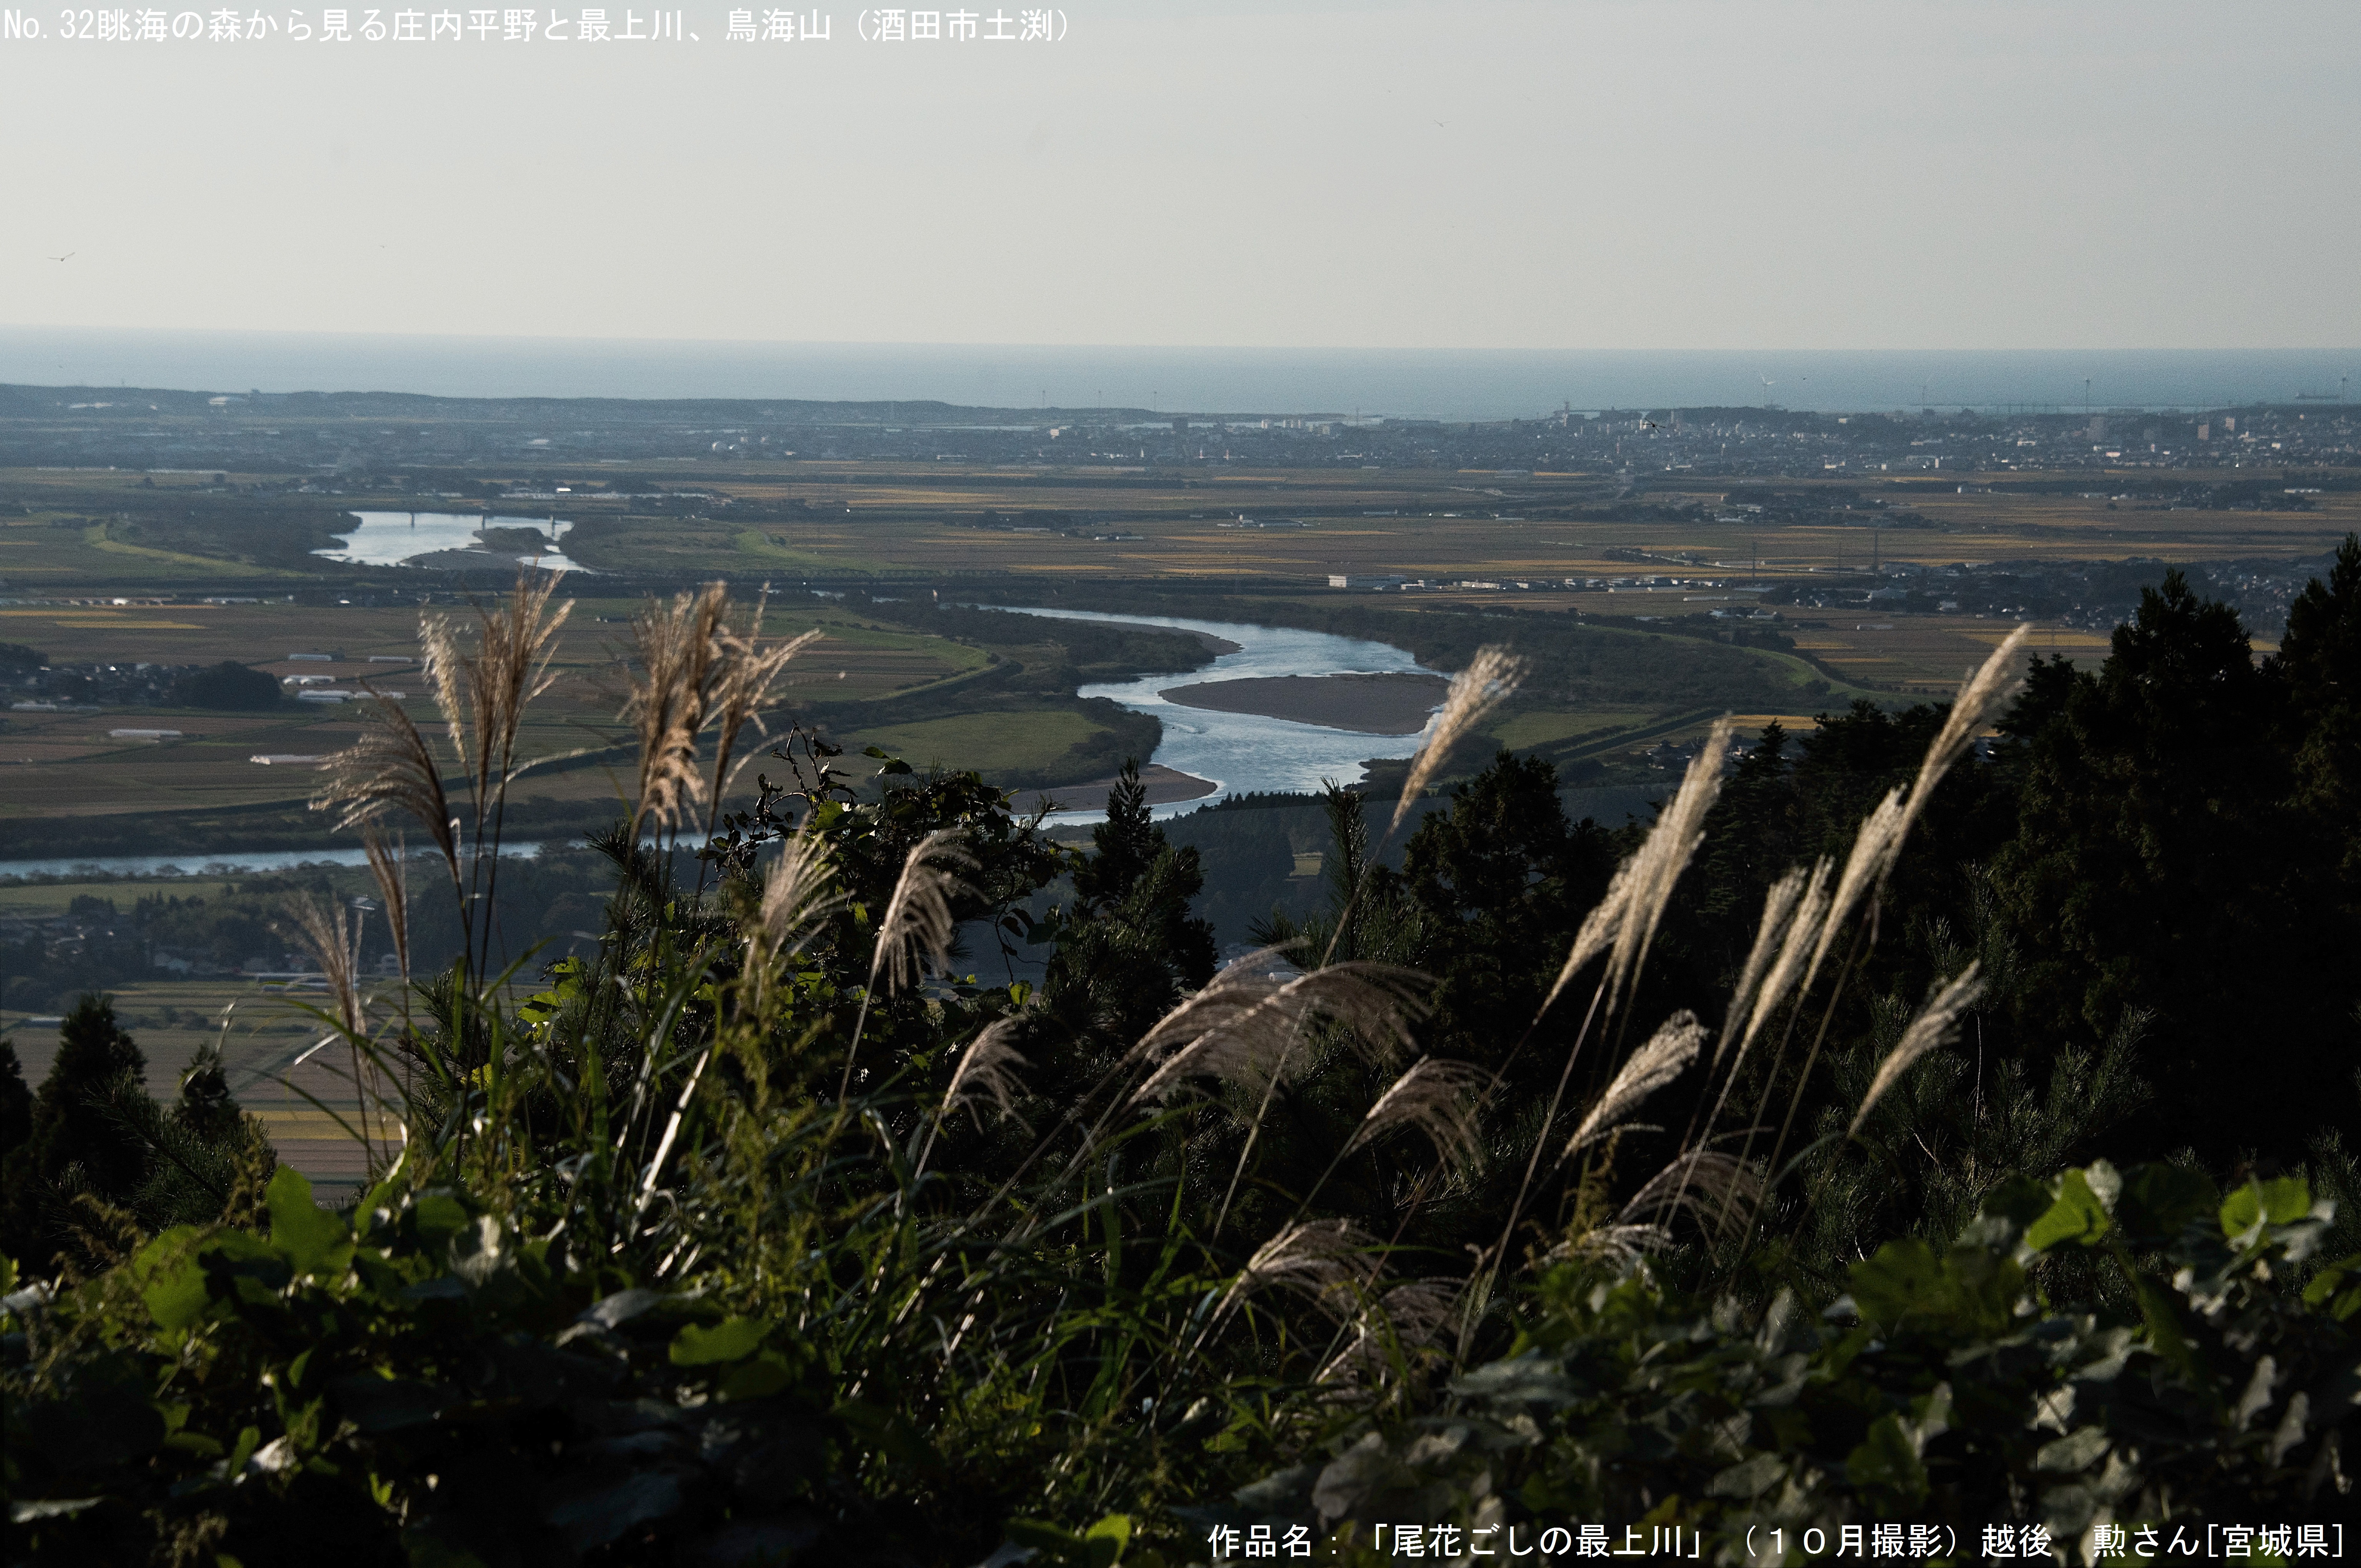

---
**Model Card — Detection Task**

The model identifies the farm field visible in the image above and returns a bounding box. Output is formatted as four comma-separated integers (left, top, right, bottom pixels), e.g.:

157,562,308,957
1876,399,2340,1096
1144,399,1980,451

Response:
0,594,992,825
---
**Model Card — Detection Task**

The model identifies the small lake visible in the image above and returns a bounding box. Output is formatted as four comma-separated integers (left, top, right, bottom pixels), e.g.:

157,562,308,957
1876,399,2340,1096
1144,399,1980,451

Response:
315,511,585,571
1001,608,1442,819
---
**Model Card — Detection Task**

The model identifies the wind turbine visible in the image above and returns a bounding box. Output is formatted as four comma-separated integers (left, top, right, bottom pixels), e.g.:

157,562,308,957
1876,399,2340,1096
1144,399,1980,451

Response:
1759,376,1777,409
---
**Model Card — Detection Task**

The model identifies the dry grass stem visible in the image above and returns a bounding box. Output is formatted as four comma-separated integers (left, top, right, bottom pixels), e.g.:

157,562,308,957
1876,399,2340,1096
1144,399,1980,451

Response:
361,830,412,982
623,583,730,836
942,1016,1033,1129
707,623,823,826
1850,964,1984,1136
1390,646,1526,835
1739,858,1835,1060
1318,1277,1461,1384
1131,961,1429,1105
1543,718,1735,1011
1561,1223,1675,1269
282,892,365,1037
869,829,977,994
1566,1011,1705,1157
1215,1218,1377,1325
1345,1057,1493,1175
1898,624,2031,841
1618,1151,1763,1240
1714,868,1807,1069
313,694,461,886
752,829,840,970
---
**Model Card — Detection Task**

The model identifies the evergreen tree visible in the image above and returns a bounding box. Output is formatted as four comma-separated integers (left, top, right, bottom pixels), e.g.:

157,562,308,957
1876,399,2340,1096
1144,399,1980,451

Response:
0,995,151,1270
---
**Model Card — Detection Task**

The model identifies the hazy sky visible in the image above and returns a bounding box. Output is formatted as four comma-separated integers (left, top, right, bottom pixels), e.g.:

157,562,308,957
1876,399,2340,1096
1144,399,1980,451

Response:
5,0,2357,351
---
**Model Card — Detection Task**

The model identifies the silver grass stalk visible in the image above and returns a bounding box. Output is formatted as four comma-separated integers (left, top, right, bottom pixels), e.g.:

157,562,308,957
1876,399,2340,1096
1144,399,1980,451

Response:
869,829,976,994
1806,626,2029,983
1317,1277,1462,1384
623,582,730,836
313,691,462,889
1131,962,1428,1105
1542,718,1735,1011
753,828,839,966
1566,1011,1705,1157
282,891,365,1037
1804,787,1909,983
361,829,412,983
1344,1057,1493,1175
1215,1218,1376,1325
707,623,822,827
1849,964,1984,1136
1714,866,1809,1070
1739,857,1834,1059
1561,1223,1675,1270
1896,624,2031,843
419,614,470,773
1390,646,1526,835
1619,1150,1763,1239
942,1015,1033,1128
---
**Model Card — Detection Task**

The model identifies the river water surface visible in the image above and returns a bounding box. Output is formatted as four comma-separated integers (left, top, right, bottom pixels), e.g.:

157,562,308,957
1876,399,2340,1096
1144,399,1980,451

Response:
1002,608,1442,818
315,512,585,571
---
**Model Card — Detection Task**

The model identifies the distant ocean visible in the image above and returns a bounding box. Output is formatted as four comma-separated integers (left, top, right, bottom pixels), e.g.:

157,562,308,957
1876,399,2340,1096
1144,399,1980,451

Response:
2,328,2353,420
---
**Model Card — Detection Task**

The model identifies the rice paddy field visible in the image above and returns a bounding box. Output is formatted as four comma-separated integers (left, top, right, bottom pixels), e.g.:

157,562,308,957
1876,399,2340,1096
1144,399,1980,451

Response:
3,458,2348,844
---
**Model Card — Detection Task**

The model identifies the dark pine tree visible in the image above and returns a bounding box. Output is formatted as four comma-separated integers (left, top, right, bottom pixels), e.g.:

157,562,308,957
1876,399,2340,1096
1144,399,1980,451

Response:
0,995,151,1271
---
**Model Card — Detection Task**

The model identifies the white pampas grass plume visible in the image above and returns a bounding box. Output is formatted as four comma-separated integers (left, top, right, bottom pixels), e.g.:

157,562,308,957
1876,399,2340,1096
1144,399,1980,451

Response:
1807,627,2029,982
1898,624,2030,842
869,829,976,994
281,891,365,1037
623,582,730,837
1131,960,1428,1105
1544,718,1735,1012
750,828,839,976
1390,646,1525,835
313,692,460,888
1849,964,1983,1136
1618,1151,1763,1240
1559,1223,1675,1270
1215,1218,1377,1325
1317,1276,1462,1384
1566,1011,1705,1157
361,829,412,983
1344,1057,1493,1174
942,1015,1032,1129
1714,866,1810,1070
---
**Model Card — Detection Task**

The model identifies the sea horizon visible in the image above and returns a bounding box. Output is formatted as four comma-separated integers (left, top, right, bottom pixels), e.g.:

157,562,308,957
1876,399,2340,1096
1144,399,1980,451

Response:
4,327,2355,422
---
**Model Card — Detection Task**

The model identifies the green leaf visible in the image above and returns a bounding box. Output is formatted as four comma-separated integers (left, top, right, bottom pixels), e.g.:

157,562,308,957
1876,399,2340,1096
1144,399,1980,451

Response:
2113,1164,2218,1248
267,1168,351,1277
133,1226,212,1329
1085,1515,1134,1568
1849,1239,1943,1330
1708,1452,1787,1499
2024,1168,2113,1252
669,1316,767,1366
717,1352,794,1401
2221,1176,2312,1240
2035,1427,2110,1474
1845,1412,1929,1508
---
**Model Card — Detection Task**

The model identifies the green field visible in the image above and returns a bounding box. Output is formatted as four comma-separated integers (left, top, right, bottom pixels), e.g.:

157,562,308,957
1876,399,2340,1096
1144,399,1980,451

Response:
851,709,1108,776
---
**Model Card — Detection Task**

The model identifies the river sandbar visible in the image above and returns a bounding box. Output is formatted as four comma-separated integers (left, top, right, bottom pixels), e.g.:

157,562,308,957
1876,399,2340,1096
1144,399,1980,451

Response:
1157,673,1448,735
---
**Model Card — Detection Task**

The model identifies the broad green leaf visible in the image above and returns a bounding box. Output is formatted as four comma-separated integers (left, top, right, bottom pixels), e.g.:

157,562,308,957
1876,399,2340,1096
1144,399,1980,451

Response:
267,1168,351,1277
718,1351,795,1401
2113,1164,2218,1247
1708,1452,1787,1499
2024,1168,2113,1252
2221,1176,2311,1239
1849,1238,1944,1330
669,1316,767,1366
1086,1514,1134,1568
132,1226,211,1329
1845,1412,1929,1508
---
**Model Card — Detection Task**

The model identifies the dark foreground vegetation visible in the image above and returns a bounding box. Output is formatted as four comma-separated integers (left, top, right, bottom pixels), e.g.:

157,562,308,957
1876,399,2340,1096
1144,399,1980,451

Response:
6,543,2360,1566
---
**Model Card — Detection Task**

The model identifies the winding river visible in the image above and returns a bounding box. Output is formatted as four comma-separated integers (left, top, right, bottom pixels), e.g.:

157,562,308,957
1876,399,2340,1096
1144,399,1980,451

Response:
1001,608,1444,818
